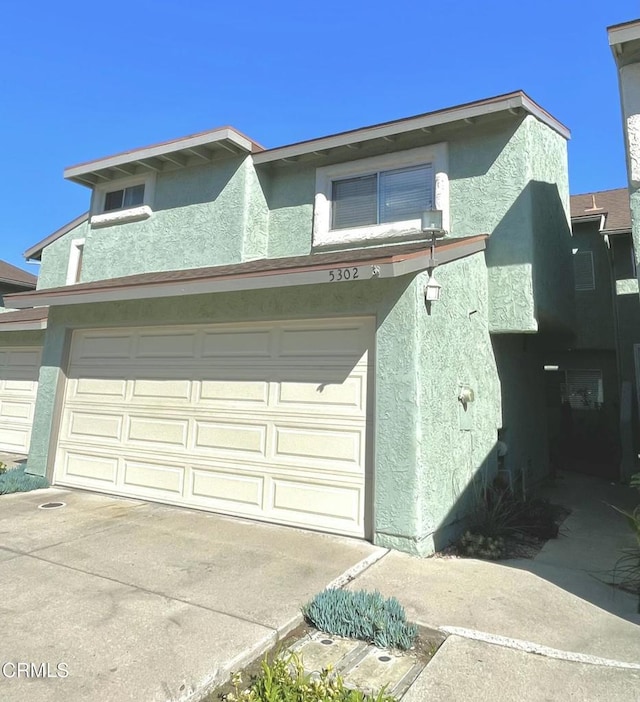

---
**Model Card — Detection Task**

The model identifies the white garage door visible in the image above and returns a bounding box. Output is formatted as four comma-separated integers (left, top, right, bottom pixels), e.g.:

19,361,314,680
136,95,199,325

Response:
0,346,41,453
54,318,373,536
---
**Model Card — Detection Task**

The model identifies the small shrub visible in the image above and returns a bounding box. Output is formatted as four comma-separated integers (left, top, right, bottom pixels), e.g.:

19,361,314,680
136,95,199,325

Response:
225,651,397,702
456,531,505,559
0,466,49,495
468,480,562,541
0,462,6,475
302,589,418,651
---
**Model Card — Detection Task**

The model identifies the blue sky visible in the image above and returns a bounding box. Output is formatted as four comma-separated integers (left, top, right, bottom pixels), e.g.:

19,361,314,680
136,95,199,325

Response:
0,0,637,271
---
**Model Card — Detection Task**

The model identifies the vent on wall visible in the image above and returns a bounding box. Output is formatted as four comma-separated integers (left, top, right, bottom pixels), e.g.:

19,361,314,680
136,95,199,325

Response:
573,250,595,291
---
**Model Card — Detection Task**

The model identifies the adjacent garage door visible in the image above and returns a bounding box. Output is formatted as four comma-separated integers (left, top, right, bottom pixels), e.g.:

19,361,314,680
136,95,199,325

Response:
0,346,41,453
54,318,373,536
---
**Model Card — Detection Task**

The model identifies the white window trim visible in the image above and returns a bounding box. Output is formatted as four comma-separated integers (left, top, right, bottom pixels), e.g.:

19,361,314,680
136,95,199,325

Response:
65,238,85,285
90,172,156,228
313,143,449,249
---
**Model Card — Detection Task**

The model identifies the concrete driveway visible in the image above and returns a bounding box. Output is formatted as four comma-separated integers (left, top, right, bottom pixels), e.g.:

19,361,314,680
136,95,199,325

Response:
0,487,383,702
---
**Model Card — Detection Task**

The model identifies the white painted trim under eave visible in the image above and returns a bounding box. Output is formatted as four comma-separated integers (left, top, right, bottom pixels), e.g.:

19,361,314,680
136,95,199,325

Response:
8,238,486,309
0,320,47,332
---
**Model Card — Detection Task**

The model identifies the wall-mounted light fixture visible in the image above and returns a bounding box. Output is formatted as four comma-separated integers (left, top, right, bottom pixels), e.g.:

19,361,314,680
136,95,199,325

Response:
421,209,446,237
422,210,446,305
424,272,442,302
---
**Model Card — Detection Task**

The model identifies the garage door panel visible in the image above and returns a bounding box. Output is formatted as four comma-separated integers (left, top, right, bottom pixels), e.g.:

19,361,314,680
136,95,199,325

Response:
0,400,33,420
0,426,29,453
0,345,41,453
132,378,192,402
276,372,366,414
63,452,118,483
199,378,269,405
123,460,184,494
68,411,123,441
70,377,128,401
127,416,189,449
194,420,267,457
202,330,272,358
190,468,264,509
273,425,363,469
5,349,41,367
271,479,362,526
279,324,369,359
136,332,198,358
71,333,134,362
55,319,371,537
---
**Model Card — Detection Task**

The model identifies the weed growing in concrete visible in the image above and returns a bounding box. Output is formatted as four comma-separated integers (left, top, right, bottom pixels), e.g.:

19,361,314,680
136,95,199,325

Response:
224,651,397,702
302,589,417,651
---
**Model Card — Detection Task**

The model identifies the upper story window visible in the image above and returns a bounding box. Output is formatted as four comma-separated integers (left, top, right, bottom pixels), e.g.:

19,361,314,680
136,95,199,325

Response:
313,144,449,249
104,184,145,212
90,174,155,228
573,250,595,291
331,164,433,230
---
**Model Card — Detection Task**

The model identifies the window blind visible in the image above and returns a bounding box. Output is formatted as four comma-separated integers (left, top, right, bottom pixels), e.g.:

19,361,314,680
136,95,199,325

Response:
561,369,603,410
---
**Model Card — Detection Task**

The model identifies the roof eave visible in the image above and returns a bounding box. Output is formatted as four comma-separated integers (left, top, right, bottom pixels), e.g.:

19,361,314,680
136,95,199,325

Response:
7,236,487,310
64,128,261,187
253,92,570,165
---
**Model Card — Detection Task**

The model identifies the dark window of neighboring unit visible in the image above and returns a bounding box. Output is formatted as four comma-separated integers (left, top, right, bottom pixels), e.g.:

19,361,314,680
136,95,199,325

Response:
573,250,595,291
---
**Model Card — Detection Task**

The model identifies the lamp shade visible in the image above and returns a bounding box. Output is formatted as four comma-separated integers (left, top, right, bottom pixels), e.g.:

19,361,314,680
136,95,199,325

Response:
424,273,442,302
421,209,443,233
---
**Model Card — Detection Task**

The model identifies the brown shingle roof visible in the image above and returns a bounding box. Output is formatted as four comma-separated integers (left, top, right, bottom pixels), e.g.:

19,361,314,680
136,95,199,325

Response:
7,236,487,309
570,188,631,232
0,307,47,327
0,260,37,288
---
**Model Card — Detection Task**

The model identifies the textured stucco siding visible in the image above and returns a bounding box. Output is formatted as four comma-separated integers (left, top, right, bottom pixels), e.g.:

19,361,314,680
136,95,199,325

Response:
526,118,573,333
449,120,536,332
416,252,501,553
265,166,316,259
37,158,269,289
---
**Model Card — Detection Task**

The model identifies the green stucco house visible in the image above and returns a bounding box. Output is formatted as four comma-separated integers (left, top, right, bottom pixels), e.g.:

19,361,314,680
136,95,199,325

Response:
3,91,573,555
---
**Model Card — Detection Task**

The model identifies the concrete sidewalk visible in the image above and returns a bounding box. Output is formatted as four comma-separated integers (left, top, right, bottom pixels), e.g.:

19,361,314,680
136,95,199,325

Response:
351,472,640,701
0,486,383,702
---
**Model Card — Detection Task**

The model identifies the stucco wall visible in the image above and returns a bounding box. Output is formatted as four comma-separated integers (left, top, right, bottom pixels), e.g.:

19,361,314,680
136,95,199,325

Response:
37,158,269,290
526,118,573,333
414,252,501,553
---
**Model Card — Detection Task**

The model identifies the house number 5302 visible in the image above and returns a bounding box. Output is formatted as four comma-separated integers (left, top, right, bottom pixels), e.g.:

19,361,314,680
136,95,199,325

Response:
329,267,359,281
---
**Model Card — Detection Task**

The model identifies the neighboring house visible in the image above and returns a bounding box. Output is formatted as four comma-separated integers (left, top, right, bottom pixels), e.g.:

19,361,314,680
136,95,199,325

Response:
543,188,640,482
0,259,36,311
6,91,572,555
0,261,45,453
